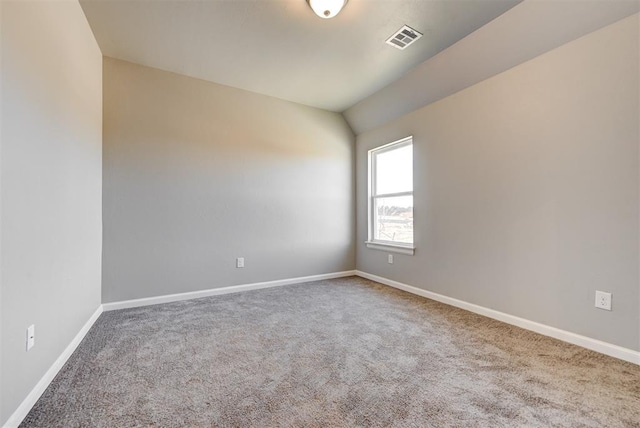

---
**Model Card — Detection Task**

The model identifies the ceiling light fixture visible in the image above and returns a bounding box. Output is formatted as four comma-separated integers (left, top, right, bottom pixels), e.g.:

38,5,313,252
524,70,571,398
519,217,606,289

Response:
307,0,348,19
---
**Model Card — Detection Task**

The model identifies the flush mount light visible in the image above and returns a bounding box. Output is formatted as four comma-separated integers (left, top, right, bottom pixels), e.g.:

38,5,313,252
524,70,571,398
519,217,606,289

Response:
307,0,348,19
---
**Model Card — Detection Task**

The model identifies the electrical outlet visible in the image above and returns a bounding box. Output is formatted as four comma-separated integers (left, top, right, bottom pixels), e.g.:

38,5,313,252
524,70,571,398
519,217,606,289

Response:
388,254,394,264
595,291,612,311
27,325,35,351
236,257,244,268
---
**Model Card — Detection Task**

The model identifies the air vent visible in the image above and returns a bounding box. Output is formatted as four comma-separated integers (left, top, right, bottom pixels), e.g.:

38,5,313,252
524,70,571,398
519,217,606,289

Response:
385,25,423,50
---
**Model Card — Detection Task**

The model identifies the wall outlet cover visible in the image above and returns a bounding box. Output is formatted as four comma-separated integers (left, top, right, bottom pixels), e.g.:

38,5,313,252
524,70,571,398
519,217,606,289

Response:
27,324,35,351
595,290,612,311
236,257,245,268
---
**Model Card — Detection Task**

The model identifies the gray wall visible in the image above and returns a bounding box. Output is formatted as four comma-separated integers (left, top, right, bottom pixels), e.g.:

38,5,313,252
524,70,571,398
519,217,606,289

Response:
356,14,639,351
0,1,103,424
102,58,355,303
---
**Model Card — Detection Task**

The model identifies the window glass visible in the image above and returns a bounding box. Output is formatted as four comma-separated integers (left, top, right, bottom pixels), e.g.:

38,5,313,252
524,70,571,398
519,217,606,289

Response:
375,144,413,194
373,195,413,244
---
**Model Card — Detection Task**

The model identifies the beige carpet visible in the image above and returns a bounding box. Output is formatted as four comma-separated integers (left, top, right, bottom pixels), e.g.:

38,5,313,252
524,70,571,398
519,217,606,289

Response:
21,276,640,427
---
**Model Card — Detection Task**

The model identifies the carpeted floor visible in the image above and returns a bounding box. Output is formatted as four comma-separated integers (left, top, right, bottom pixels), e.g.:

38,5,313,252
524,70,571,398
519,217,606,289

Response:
21,276,640,427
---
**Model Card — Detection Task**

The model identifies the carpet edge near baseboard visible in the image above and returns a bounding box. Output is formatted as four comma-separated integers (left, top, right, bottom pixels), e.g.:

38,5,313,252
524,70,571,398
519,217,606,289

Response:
3,270,357,428
355,270,640,366
2,305,104,428
6,269,637,428
102,270,358,311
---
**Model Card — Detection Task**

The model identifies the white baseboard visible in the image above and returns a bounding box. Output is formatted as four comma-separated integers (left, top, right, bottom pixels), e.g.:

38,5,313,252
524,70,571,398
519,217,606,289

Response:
3,305,104,428
356,270,640,366
103,270,357,311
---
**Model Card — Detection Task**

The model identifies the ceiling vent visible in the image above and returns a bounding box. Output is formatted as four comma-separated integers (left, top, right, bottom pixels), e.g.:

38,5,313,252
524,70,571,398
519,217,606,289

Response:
385,25,423,50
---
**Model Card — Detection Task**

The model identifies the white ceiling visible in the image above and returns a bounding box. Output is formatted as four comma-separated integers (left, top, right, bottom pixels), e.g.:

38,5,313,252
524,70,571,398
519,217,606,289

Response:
80,0,522,112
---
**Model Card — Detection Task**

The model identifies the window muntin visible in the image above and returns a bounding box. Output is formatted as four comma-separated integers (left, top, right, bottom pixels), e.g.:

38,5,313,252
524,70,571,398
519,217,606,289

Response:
369,137,414,248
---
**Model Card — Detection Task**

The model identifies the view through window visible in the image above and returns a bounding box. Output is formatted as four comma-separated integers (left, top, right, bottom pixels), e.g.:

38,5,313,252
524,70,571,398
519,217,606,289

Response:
369,137,413,247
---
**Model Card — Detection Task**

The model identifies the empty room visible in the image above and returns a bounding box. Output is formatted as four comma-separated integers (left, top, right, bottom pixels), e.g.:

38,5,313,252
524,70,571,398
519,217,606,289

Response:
1,0,639,426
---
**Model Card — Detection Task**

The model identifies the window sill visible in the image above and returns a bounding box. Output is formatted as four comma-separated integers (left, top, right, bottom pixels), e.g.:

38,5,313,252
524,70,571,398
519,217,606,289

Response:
365,241,415,255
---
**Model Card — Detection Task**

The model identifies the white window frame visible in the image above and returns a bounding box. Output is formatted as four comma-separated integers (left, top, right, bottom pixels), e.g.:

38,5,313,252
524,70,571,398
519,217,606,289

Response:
365,136,415,255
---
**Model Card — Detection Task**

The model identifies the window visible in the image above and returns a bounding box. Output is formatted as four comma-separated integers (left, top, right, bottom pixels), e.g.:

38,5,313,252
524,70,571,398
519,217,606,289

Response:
366,137,414,255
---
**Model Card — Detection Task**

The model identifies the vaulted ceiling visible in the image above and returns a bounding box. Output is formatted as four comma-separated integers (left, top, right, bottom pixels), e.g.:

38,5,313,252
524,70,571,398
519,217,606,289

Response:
79,0,522,112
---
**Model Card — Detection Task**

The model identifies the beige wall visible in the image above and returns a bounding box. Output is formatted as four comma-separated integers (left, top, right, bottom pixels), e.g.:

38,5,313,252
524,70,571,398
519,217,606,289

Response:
356,14,639,350
102,58,355,303
1,1,103,424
